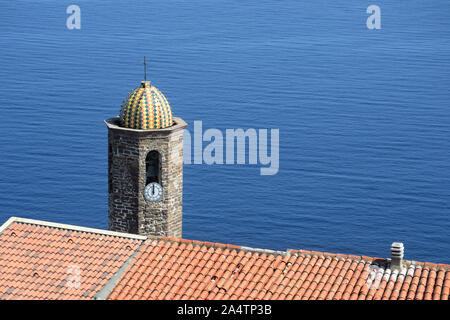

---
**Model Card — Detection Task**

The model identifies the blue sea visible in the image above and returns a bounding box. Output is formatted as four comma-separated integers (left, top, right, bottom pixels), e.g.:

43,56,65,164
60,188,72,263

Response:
0,1,449,264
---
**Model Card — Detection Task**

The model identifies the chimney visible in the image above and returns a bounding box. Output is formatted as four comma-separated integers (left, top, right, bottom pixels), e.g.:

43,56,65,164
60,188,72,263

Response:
390,242,404,271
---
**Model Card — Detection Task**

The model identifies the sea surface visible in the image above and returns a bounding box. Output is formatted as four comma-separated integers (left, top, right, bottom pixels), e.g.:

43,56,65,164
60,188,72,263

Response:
0,1,449,263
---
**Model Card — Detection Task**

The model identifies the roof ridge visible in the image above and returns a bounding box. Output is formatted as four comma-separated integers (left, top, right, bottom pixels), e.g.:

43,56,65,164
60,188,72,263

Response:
154,236,242,249
287,248,385,262
408,259,450,270
287,248,450,270
0,217,147,240
156,238,450,268
156,236,292,257
95,240,146,300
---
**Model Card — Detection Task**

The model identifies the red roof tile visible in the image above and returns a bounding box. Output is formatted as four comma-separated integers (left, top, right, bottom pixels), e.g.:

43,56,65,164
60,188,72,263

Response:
105,239,450,300
0,218,143,300
0,217,449,300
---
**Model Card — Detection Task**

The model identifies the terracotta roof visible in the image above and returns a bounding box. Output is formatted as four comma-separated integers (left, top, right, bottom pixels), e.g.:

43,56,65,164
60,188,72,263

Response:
0,217,449,300
0,217,144,300
105,239,450,300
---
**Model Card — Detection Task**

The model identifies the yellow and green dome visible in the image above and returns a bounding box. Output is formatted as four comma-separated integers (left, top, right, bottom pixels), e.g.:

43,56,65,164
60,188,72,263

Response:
119,81,173,130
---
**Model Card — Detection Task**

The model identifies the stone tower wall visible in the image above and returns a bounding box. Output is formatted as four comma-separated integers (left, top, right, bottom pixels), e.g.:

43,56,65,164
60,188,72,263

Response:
106,117,186,237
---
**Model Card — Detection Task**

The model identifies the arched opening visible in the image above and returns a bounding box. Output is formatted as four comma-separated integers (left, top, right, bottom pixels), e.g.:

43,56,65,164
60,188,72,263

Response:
146,150,161,185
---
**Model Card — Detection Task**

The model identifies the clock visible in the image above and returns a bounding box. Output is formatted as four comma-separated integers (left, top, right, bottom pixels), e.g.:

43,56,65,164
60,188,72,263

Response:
144,182,163,202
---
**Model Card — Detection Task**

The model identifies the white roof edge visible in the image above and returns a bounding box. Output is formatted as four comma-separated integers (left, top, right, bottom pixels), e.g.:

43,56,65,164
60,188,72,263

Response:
240,246,289,256
0,216,18,236
0,216,147,240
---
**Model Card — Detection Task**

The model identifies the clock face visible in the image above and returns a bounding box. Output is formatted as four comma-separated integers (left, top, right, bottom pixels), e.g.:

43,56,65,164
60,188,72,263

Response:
144,182,163,202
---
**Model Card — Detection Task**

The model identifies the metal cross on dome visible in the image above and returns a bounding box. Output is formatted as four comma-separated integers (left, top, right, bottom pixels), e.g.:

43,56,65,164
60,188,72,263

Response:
143,56,149,82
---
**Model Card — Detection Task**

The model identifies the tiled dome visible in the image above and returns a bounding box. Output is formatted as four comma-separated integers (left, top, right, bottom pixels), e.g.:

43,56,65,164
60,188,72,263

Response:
119,81,173,130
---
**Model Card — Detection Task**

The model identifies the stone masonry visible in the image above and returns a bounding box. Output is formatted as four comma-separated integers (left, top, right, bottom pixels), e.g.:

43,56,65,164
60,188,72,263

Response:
105,116,187,237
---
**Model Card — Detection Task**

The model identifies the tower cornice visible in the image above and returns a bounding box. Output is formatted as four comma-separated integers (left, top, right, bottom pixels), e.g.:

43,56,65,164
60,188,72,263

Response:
105,116,187,137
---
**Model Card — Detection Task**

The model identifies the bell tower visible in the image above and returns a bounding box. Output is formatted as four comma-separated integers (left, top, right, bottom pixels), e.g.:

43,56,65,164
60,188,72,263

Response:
105,80,187,237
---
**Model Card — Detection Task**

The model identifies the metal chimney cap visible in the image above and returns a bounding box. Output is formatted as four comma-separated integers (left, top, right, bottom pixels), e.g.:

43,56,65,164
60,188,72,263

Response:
391,242,404,247
391,242,404,258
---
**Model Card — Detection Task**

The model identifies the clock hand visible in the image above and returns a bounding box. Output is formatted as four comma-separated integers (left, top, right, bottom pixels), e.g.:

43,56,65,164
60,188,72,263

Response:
152,184,155,195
